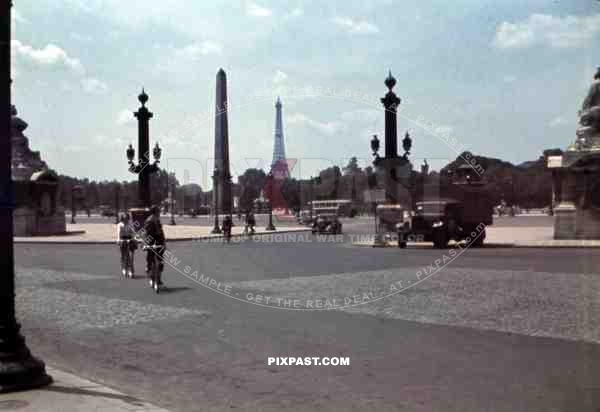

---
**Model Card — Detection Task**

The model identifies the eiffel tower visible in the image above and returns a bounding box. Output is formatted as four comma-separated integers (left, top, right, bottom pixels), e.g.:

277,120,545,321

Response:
270,96,288,179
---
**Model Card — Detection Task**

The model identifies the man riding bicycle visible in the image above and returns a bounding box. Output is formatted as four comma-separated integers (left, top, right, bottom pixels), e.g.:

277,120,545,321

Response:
116,213,136,277
142,206,166,288
222,214,233,243
244,210,256,234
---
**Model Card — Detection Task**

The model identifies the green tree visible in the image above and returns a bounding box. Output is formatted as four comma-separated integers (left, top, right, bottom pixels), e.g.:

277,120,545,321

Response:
238,168,267,212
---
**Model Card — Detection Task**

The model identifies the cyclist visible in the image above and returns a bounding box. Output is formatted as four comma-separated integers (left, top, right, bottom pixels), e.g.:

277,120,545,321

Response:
222,214,233,243
116,213,135,277
142,206,166,288
245,210,256,234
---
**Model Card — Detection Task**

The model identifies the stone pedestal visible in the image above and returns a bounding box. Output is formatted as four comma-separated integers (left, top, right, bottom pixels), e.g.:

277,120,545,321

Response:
553,202,577,239
548,152,600,239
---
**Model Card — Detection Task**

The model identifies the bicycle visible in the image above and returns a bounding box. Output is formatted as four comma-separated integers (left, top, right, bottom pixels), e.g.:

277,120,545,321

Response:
143,244,165,294
119,238,136,278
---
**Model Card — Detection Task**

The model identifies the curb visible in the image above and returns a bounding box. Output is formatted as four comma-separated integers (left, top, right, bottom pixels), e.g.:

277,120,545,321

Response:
351,241,600,249
14,228,312,245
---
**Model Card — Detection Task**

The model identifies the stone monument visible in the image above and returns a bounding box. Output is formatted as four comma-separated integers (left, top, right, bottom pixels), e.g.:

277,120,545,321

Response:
548,67,600,239
11,105,66,236
211,68,232,233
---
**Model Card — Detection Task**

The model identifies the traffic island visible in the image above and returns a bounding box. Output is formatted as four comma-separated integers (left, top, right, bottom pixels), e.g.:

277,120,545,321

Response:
351,226,600,248
14,223,310,244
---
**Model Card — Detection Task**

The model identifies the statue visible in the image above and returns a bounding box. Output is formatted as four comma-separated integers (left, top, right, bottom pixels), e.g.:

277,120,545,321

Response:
11,105,48,180
10,105,66,235
572,67,600,150
421,159,429,176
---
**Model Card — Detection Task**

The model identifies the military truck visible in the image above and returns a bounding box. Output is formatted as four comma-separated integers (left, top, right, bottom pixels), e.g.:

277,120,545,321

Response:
399,164,493,248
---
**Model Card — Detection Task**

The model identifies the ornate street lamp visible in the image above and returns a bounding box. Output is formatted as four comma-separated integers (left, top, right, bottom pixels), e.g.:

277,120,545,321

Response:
114,184,120,224
368,71,414,246
71,185,82,224
309,176,314,221
265,172,276,231
70,186,76,224
125,90,162,229
0,0,52,392
169,172,176,226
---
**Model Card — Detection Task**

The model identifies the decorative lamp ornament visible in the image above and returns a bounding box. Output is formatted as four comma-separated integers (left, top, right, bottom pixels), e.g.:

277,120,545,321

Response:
153,142,162,162
138,88,149,107
370,134,380,156
402,131,412,156
126,144,135,162
384,70,396,91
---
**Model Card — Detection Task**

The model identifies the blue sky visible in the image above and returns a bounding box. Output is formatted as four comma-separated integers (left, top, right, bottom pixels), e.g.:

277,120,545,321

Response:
11,0,600,188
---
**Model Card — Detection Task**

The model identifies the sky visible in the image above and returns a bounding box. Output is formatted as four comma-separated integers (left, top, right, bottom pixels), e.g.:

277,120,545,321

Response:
10,0,600,189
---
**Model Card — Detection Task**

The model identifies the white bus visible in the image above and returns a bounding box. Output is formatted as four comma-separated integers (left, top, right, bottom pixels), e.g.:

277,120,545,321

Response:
309,199,354,217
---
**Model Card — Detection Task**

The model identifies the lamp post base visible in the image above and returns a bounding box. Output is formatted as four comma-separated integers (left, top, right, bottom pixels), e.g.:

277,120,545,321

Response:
211,224,222,234
265,222,276,231
371,233,388,247
129,208,151,233
0,325,52,393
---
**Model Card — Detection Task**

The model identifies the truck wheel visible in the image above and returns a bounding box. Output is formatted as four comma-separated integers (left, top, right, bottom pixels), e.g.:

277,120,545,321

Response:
432,229,448,249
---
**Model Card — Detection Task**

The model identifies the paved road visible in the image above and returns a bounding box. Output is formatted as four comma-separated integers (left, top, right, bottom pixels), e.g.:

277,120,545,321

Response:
13,219,600,411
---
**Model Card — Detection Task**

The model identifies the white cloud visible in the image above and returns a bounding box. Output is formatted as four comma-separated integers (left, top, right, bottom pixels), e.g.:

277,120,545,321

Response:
70,32,93,42
549,116,569,127
174,41,223,59
12,9,28,24
11,40,84,74
340,109,380,123
247,2,272,17
81,77,108,94
94,135,127,148
272,70,287,84
287,112,343,136
431,125,453,135
333,17,379,34
286,8,303,19
493,14,600,49
503,75,517,83
116,109,135,126
63,145,87,153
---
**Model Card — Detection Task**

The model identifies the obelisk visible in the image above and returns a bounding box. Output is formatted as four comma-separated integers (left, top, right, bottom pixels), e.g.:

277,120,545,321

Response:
212,68,232,233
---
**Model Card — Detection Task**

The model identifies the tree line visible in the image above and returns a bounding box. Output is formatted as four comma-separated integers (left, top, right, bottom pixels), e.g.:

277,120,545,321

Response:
56,150,559,214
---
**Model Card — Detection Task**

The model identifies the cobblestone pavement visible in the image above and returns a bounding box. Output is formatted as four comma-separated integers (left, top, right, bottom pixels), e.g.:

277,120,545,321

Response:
17,268,210,330
12,220,600,411
230,267,600,343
